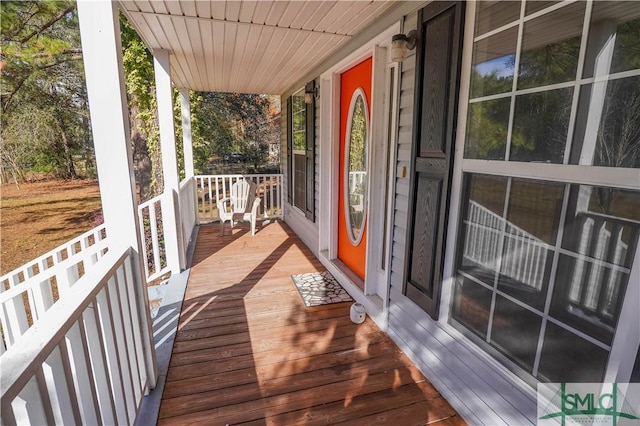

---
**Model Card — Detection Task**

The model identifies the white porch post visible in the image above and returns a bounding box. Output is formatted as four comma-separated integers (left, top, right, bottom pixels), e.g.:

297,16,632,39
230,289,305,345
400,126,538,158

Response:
179,88,199,228
76,0,158,388
180,88,195,179
153,49,186,271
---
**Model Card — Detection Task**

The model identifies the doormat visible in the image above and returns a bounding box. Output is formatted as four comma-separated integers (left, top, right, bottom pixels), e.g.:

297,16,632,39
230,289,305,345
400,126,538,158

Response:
291,271,353,307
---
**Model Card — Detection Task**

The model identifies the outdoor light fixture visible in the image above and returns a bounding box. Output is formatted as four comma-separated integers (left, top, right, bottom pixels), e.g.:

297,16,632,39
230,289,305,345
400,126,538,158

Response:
391,29,417,62
305,81,318,104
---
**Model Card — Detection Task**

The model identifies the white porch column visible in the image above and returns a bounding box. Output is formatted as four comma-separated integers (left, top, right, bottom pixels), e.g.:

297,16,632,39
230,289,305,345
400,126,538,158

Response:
179,88,195,179
179,88,199,229
77,0,158,388
153,49,186,271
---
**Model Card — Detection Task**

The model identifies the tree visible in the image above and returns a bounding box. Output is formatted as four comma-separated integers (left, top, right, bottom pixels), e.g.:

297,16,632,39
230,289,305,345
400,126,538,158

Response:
1,1,91,182
192,92,280,173
1,3,281,186
120,15,162,200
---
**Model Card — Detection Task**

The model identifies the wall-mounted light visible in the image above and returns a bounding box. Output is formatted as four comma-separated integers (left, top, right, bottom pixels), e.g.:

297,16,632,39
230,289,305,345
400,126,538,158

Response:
391,29,417,62
305,81,318,104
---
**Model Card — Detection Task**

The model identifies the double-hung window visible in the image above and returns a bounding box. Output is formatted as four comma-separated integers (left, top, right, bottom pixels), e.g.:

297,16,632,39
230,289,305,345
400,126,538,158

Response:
287,83,316,221
450,0,640,386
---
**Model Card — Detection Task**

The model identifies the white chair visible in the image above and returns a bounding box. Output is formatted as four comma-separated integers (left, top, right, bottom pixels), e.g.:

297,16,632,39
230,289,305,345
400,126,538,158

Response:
216,179,262,236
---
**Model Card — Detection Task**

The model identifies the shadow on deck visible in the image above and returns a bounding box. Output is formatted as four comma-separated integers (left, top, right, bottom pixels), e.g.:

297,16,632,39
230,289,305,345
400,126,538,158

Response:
156,221,465,425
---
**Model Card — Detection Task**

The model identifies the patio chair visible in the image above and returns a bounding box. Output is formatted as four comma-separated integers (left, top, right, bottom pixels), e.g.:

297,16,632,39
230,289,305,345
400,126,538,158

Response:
217,178,262,236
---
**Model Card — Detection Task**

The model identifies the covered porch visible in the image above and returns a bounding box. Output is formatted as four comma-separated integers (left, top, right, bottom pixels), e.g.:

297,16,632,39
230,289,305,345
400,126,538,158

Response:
3,0,640,424
153,221,462,425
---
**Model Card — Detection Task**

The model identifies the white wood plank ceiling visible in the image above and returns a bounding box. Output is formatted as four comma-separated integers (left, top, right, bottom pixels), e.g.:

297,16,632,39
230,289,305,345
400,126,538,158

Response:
119,1,396,94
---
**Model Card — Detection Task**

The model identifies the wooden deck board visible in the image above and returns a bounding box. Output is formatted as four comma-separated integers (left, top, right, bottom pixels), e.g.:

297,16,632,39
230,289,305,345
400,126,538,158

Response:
159,221,465,425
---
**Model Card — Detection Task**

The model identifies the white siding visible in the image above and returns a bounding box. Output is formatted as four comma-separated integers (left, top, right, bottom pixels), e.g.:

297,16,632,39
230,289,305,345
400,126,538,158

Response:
388,12,417,296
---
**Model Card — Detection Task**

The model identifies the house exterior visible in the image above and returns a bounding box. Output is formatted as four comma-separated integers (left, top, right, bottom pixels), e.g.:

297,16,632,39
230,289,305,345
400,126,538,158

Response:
280,2,640,423
2,1,638,424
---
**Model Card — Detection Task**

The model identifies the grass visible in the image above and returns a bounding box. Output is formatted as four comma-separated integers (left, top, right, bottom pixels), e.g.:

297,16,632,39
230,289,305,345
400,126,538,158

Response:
0,180,102,276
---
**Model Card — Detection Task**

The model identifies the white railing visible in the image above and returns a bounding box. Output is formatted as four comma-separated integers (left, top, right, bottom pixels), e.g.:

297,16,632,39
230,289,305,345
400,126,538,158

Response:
195,174,284,222
137,194,169,283
463,201,550,290
349,170,366,193
0,246,149,425
462,202,635,314
0,225,109,353
564,212,633,320
137,174,282,282
348,171,367,213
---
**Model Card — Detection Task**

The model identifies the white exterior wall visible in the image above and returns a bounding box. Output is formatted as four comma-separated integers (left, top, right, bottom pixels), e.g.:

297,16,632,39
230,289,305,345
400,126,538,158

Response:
279,2,640,424
279,7,535,425
279,4,540,424
388,13,417,302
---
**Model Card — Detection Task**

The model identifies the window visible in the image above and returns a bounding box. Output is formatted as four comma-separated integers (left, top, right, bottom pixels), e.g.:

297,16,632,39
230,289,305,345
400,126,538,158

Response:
466,1,640,167
451,1,640,386
452,174,640,383
287,83,316,220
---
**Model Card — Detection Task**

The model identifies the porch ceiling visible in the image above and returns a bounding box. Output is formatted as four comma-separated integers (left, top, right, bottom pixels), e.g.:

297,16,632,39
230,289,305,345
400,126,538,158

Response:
119,1,397,95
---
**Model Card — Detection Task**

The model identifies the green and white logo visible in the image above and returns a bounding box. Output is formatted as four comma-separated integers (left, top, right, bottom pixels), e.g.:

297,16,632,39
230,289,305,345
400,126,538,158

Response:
537,383,640,426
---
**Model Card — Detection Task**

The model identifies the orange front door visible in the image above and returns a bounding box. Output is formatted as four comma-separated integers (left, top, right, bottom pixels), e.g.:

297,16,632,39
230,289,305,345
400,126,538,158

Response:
338,57,372,285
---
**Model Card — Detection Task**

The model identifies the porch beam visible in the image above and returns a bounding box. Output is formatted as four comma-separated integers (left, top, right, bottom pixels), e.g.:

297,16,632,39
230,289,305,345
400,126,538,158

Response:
76,0,157,389
153,49,186,271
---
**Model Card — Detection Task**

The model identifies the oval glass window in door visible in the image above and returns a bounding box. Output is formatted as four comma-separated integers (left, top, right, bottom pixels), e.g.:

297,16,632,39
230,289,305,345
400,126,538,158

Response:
345,87,369,246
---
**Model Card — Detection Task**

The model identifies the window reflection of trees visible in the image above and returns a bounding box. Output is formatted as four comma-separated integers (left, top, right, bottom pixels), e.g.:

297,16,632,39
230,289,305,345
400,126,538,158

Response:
466,3,640,167
292,93,306,151
291,90,307,211
348,96,366,172
465,96,510,160
347,93,367,243
517,34,581,90
594,77,640,168
511,88,572,163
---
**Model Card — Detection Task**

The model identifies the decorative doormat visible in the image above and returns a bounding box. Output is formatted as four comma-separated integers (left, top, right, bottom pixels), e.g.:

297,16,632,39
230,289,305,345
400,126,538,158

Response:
291,271,353,307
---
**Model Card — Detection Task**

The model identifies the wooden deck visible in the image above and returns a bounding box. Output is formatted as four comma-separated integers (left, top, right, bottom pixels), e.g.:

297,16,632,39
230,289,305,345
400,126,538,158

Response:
158,221,465,425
